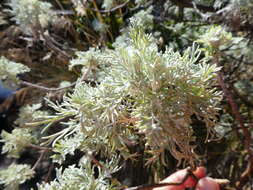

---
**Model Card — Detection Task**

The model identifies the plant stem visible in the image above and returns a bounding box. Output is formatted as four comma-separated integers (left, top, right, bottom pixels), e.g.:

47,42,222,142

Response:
214,54,253,189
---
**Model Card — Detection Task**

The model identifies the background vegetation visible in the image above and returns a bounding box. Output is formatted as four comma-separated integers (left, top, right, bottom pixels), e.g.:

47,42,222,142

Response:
0,0,253,189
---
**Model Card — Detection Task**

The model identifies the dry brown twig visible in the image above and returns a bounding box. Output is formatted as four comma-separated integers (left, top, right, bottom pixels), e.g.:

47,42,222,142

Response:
20,64,91,92
32,149,47,170
89,0,130,13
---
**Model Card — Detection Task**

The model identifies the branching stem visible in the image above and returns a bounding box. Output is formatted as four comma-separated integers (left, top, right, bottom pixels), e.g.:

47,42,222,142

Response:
214,54,253,189
20,64,92,91
32,150,46,170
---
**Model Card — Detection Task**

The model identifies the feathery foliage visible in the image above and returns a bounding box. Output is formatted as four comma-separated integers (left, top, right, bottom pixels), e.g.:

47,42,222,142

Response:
0,164,34,190
37,156,121,190
0,128,37,158
2,0,253,189
0,56,30,89
39,21,222,168
7,0,56,34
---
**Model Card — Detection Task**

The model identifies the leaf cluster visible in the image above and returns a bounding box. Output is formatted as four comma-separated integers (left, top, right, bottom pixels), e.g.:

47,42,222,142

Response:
40,21,222,168
3,0,250,189
0,128,37,158
37,156,121,190
0,56,30,89
7,0,56,34
0,164,34,190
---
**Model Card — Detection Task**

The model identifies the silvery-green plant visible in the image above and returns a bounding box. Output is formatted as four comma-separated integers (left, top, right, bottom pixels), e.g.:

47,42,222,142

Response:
0,56,30,89
0,128,37,158
113,7,154,49
37,156,121,190
0,19,222,189
197,26,232,50
37,20,222,167
0,164,34,190
7,0,56,35
15,103,49,127
102,0,114,9
70,0,87,16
